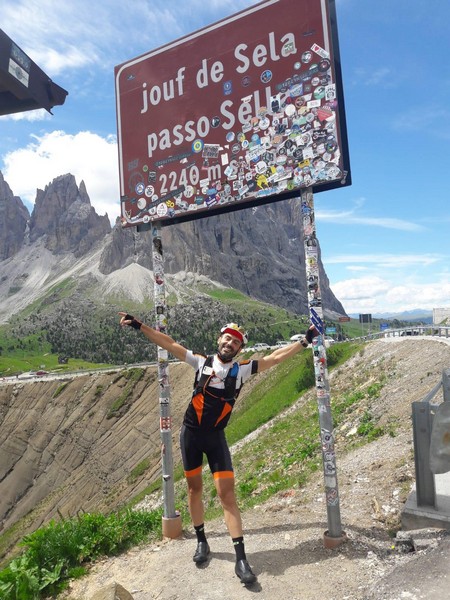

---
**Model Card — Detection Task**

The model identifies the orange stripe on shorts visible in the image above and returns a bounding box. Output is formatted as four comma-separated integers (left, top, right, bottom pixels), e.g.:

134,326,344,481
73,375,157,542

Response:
213,470,234,480
184,466,202,478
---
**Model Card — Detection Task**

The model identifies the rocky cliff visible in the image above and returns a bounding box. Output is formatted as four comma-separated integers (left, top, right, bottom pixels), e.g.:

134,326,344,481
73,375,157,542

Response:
0,170,346,325
0,364,193,553
29,175,111,257
0,171,112,261
163,199,340,316
0,172,29,261
100,199,345,317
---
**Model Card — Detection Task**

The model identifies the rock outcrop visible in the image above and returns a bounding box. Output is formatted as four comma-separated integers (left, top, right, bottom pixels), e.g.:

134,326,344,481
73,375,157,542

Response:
28,174,111,256
0,363,193,555
100,199,345,316
0,172,29,261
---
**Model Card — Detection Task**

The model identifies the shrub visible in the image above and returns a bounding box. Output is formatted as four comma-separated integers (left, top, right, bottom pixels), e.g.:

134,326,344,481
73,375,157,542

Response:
357,412,384,441
0,509,162,599
295,355,315,392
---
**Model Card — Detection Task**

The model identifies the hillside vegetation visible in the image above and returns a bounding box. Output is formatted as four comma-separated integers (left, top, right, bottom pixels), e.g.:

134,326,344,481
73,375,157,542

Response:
0,281,418,377
0,285,315,374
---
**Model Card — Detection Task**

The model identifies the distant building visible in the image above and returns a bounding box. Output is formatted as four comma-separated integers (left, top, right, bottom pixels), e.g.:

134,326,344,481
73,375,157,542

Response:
433,308,450,325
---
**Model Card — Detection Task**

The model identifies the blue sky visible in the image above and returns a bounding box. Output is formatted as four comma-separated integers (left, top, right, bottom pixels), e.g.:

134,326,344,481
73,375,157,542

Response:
1,0,449,316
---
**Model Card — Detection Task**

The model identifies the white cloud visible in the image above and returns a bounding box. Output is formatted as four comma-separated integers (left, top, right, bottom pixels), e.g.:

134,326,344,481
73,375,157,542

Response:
325,253,442,268
392,105,450,139
1,1,245,77
362,67,392,86
316,206,424,231
331,276,450,315
346,265,368,272
2,131,120,224
0,109,51,123
332,275,389,300
34,46,98,74
2,1,102,75
326,251,449,313
352,66,395,88
1,0,261,80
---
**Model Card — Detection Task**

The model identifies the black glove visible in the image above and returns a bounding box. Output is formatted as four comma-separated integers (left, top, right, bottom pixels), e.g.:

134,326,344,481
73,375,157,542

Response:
124,314,142,330
305,326,318,345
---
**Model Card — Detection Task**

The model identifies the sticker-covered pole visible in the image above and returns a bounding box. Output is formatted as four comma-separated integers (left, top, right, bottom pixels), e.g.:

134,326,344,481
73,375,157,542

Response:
300,187,346,548
151,223,182,539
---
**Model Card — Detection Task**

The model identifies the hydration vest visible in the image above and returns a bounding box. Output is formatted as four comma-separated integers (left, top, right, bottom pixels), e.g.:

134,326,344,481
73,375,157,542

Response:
183,355,240,430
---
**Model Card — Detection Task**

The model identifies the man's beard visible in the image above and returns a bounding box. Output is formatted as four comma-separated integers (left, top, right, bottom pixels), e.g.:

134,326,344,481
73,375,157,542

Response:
217,342,239,362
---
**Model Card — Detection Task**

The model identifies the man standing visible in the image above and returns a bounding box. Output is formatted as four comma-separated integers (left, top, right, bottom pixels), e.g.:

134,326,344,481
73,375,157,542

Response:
119,312,317,584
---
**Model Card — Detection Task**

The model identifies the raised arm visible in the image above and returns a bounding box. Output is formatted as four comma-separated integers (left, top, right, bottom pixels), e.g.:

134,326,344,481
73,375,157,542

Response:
118,312,187,362
257,326,318,372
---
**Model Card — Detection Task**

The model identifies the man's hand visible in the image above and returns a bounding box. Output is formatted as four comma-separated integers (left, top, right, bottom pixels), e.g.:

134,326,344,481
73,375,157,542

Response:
119,312,142,330
305,325,319,345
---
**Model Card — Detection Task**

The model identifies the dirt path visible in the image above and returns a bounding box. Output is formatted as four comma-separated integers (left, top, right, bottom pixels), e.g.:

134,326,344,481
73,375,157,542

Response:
61,446,446,600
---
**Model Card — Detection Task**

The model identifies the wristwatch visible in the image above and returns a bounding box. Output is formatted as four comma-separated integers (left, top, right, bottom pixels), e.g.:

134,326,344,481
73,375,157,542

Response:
300,338,308,348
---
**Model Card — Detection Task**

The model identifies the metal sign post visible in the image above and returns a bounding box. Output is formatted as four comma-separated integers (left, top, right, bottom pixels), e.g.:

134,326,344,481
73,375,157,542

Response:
151,223,182,538
301,187,346,547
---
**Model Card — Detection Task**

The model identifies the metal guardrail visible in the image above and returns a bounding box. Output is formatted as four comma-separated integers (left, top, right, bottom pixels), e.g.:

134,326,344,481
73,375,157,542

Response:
353,326,450,343
412,369,450,508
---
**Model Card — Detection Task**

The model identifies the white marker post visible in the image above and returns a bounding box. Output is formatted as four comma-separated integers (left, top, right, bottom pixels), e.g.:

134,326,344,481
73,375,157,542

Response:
150,223,182,539
301,187,346,548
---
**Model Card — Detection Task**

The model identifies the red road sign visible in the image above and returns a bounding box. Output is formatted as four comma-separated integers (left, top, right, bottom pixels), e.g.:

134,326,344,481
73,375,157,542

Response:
115,0,350,227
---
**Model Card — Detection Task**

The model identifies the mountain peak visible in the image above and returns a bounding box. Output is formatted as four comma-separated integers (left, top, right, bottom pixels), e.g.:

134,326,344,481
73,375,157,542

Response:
25,172,111,255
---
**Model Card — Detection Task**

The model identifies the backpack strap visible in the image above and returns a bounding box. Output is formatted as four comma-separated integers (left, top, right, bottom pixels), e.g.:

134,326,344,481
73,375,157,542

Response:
194,355,214,391
223,361,239,400
194,355,239,401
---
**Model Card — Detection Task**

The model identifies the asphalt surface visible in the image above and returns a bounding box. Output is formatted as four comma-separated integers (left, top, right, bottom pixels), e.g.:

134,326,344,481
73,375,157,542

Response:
367,531,450,600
